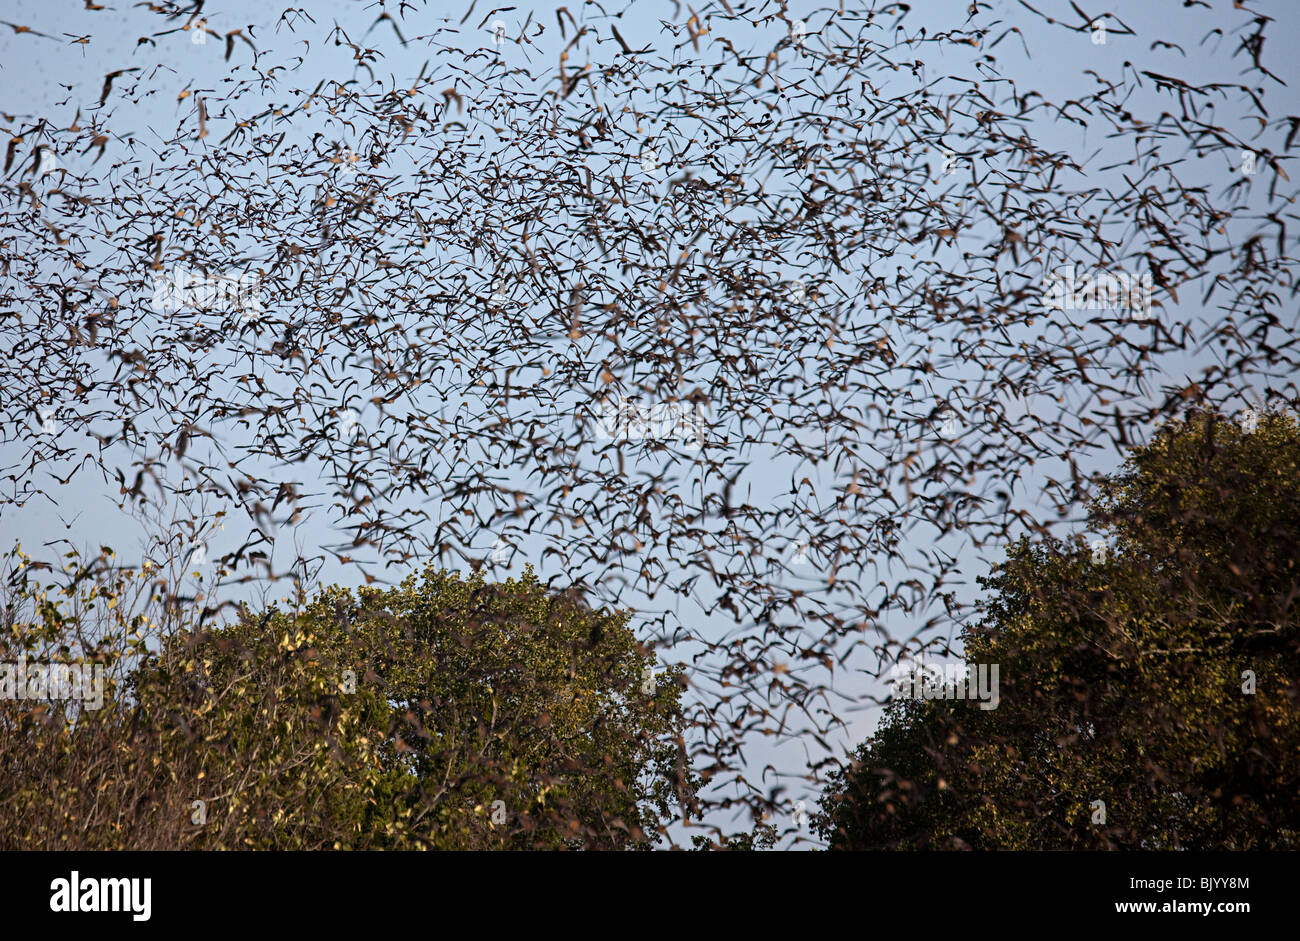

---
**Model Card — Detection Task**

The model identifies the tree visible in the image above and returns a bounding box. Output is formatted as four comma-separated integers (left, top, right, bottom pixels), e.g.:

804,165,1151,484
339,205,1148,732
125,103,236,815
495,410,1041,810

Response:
3,563,694,849
817,409,1300,850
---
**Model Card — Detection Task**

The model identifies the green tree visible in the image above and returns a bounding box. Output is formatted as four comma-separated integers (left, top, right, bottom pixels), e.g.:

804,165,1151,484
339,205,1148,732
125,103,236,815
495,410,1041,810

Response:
817,408,1300,849
3,562,694,849
137,565,695,849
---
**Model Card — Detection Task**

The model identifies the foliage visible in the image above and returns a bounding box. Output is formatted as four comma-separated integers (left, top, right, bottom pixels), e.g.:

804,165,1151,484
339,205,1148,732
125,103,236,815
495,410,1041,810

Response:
689,825,778,850
818,409,1300,849
1,561,693,849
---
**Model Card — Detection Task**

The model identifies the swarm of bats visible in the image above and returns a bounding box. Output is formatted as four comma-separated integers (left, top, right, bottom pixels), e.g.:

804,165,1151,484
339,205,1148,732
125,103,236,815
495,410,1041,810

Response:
1,0,1296,846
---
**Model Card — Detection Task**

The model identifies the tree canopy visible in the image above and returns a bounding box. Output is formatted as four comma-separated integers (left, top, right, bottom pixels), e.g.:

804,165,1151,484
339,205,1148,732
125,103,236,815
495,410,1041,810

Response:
817,409,1300,850
2,565,693,849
